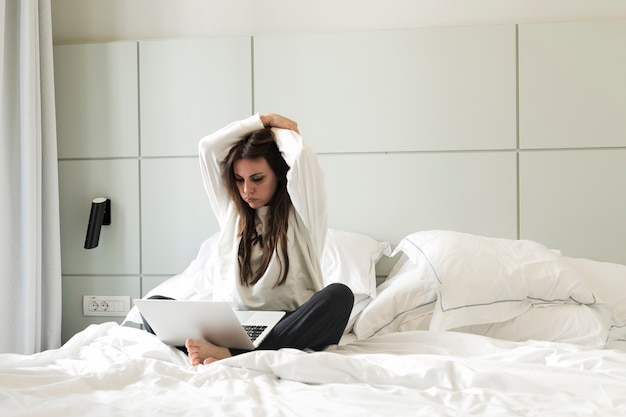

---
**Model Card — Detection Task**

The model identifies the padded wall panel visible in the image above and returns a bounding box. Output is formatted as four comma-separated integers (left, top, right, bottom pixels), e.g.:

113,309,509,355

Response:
319,151,518,246
142,276,171,297
141,158,217,274
58,160,140,274
520,149,626,264
139,37,252,157
54,42,139,158
519,20,626,149
61,275,140,344
254,25,516,153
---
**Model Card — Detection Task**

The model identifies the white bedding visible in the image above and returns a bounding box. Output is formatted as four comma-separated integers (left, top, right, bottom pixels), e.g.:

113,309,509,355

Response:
2,322,626,417
4,230,625,416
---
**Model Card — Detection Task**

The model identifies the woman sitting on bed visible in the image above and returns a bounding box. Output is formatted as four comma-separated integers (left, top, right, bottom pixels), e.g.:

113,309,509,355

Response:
183,113,353,365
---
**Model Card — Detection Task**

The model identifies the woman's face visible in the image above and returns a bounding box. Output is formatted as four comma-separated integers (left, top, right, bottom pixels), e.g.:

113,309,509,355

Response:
233,157,279,209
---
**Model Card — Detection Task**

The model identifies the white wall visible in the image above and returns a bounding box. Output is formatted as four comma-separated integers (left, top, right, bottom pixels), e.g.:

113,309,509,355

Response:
51,2,626,342
51,0,626,43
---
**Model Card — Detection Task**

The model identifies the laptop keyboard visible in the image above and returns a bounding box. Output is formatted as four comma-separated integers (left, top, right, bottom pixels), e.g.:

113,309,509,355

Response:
243,325,267,342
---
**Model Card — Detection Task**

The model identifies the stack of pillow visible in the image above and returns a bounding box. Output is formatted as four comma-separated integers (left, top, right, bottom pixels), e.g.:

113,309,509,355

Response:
352,230,626,348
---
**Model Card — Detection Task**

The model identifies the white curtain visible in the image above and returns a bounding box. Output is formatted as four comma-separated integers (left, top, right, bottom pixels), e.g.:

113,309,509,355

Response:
0,0,62,354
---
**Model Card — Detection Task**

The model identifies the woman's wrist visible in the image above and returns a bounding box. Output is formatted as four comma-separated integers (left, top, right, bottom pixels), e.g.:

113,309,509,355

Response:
259,114,272,128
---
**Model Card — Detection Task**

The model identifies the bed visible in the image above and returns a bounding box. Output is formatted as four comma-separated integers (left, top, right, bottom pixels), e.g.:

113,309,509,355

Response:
2,230,626,416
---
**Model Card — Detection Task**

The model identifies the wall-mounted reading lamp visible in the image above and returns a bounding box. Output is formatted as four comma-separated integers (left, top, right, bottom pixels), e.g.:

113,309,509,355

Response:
84,197,111,249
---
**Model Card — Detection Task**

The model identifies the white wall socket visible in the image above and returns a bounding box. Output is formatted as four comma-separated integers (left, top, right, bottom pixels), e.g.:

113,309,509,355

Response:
83,295,131,317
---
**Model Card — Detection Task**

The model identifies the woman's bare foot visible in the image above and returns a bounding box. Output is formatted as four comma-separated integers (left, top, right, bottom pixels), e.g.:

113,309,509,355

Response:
185,338,231,366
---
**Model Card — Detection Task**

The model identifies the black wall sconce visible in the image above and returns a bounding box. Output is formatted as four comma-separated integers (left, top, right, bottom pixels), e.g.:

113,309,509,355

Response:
84,197,111,249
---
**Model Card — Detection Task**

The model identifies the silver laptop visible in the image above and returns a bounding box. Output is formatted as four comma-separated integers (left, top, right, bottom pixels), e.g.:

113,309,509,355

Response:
133,299,286,350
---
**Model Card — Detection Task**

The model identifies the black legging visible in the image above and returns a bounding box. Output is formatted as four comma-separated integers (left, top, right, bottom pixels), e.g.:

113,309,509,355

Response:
142,283,354,356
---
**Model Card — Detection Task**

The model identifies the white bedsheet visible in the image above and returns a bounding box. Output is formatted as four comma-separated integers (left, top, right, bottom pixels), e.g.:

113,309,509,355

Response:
1,322,626,416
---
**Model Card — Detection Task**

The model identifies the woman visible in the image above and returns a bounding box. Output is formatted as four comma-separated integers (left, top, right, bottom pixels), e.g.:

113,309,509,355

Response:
185,113,353,365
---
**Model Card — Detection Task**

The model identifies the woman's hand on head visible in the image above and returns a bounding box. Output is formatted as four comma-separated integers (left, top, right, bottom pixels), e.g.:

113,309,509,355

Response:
260,113,299,134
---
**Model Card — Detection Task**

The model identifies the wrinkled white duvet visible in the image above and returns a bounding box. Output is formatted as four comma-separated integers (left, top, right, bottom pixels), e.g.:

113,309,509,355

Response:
1,322,626,417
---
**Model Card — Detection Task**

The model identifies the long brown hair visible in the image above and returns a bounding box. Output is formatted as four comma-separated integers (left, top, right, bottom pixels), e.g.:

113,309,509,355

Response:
222,128,292,287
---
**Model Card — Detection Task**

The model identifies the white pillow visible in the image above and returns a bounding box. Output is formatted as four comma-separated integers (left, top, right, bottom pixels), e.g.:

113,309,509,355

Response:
453,304,614,348
393,230,599,331
322,229,391,298
322,229,391,334
566,256,626,323
344,294,372,335
353,254,437,339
